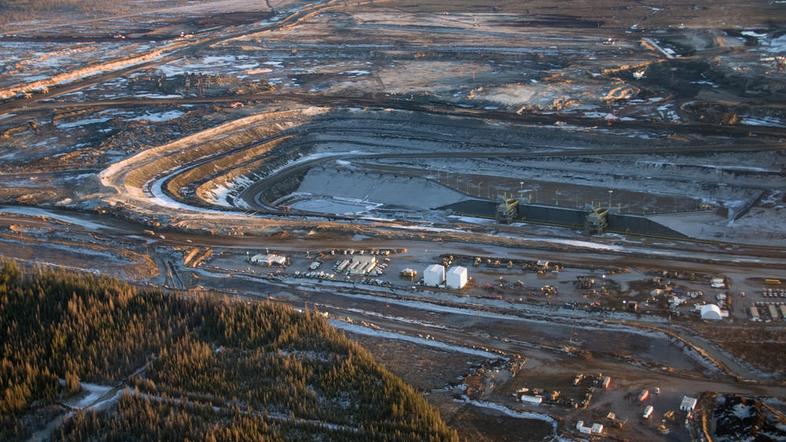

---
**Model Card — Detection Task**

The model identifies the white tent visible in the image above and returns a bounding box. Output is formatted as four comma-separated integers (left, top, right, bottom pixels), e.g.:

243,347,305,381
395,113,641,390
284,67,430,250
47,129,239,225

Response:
700,304,723,320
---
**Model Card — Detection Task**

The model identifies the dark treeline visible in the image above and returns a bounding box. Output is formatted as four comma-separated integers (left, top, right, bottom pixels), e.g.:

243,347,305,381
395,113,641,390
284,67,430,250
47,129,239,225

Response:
57,393,446,442
0,261,457,441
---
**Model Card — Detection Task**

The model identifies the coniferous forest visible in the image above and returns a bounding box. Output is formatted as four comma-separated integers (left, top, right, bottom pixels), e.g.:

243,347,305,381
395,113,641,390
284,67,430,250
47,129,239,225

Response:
0,261,458,441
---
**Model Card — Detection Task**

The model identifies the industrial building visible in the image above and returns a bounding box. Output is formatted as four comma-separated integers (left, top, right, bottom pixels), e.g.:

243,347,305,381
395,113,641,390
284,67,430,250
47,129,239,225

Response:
519,394,543,406
424,264,445,287
250,253,287,266
444,199,686,238
333,255,378,275
576,421,603,435
349,256,377,275
446,266,468,289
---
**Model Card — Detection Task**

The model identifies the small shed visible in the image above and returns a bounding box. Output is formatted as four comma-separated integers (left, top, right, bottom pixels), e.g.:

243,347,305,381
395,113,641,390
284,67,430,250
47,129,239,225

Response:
446,266,468,289
680,396,697,412
700,304,723,320
423,264,445,287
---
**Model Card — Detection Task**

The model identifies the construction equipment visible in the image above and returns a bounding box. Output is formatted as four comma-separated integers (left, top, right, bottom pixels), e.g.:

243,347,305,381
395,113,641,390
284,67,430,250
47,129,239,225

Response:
496,197,519,224
585,207,609,235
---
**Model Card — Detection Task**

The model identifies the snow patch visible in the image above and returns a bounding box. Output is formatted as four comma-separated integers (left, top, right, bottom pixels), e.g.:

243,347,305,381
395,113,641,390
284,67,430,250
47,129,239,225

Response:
128,110,184,122
330,320,501,359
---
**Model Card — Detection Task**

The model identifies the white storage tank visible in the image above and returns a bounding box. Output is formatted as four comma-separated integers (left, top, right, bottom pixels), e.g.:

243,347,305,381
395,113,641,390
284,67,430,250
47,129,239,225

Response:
423,264,445,287
446,266,468,289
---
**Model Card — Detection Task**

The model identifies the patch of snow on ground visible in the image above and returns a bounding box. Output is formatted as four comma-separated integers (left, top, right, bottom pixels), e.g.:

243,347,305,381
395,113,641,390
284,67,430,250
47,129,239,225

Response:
767,35,786,53
69,383,113,409
449,215,495,224
742,31,767,38
208,183,234,208
203,55,236,65
156,64,187,77
330,320,501,359
458,396,557,430
291,197,382,214
149,174,227,214
0,206,111,231
128,110,184,122
56,117,111,129
740,116,786,128
134,93,183,99
732,403,752,419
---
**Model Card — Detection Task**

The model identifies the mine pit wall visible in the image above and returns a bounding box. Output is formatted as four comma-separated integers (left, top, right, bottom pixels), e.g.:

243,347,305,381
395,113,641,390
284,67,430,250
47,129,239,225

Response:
129,125,269,191
260,169,309,204
167,135,291,200
105,109,323,198
195,148,296,206
443,200,687,239
194,134,322,207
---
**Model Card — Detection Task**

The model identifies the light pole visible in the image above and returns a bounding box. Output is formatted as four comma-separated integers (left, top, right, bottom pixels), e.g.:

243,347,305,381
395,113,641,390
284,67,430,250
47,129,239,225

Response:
608,190,614,210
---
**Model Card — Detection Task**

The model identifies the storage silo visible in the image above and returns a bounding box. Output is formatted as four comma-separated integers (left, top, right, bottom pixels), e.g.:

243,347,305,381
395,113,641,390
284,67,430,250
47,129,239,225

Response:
446,266,468,289
423,264,445,287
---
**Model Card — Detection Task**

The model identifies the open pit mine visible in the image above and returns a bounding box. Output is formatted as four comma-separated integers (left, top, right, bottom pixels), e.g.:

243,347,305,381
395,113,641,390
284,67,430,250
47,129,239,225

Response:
1,0,786,440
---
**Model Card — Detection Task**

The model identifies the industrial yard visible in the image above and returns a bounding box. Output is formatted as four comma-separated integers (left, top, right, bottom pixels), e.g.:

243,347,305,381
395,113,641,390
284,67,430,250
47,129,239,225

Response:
1,0,786,440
